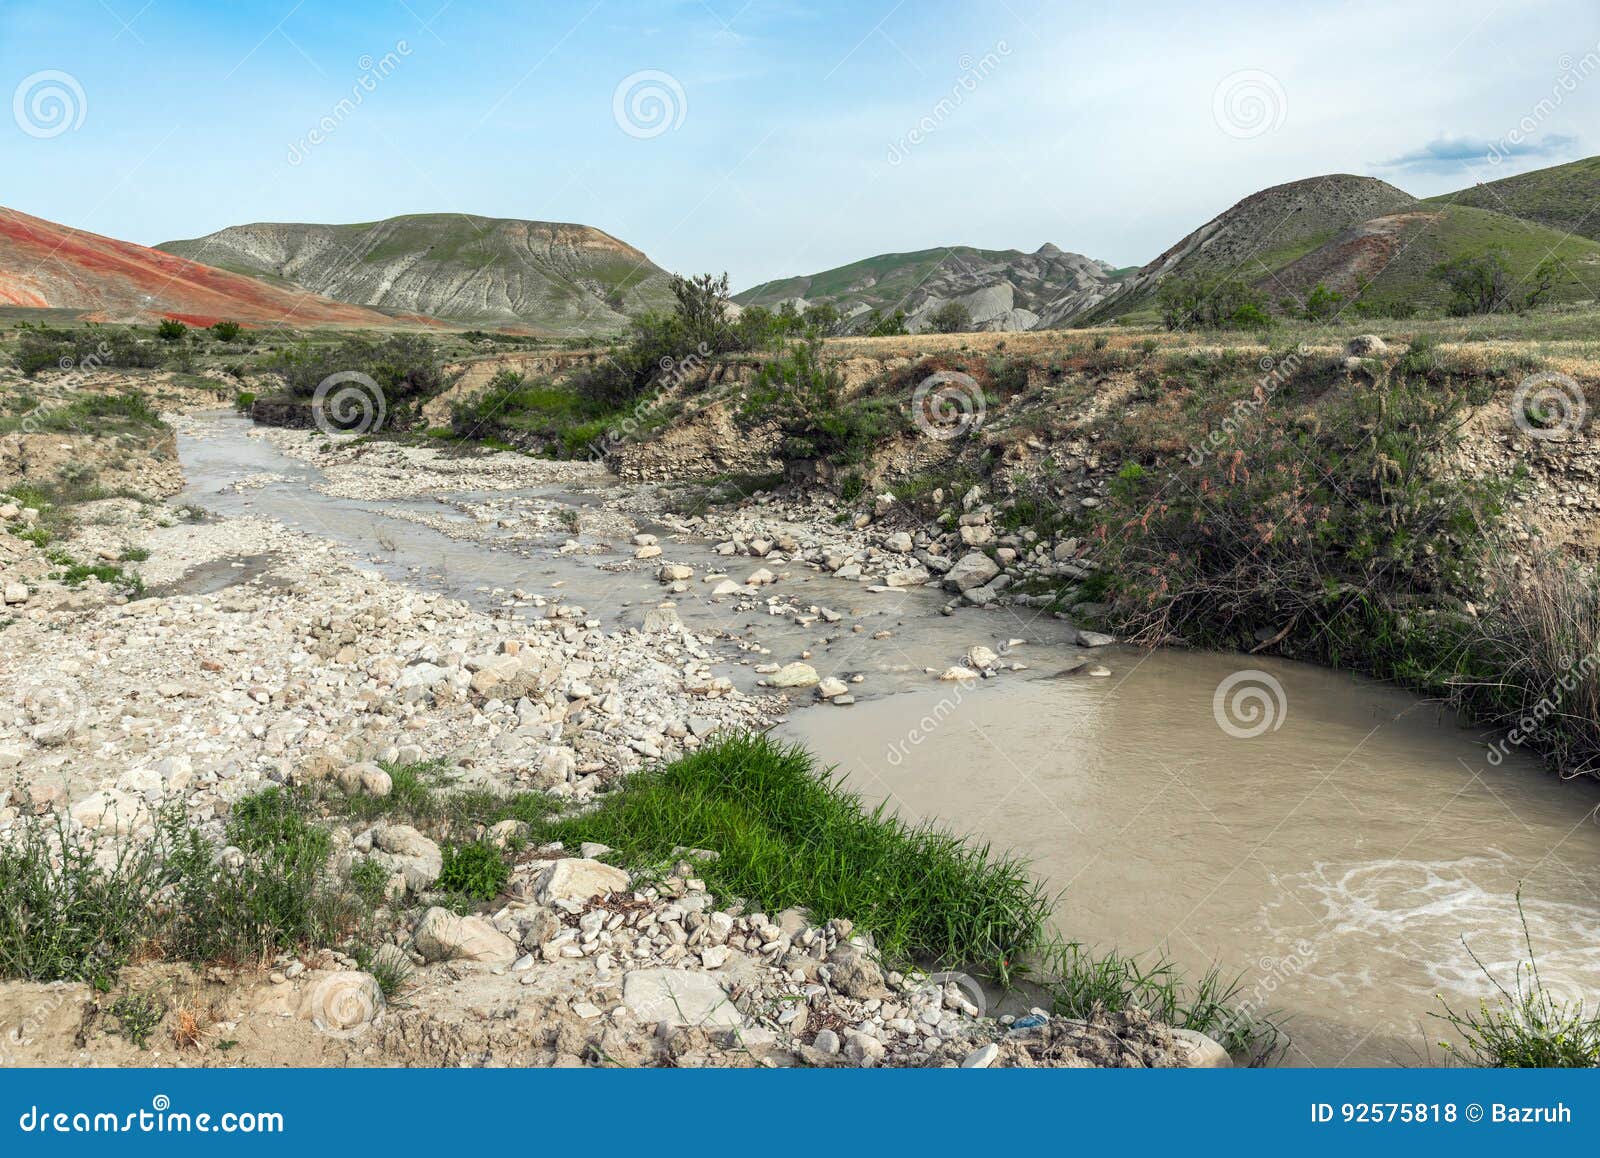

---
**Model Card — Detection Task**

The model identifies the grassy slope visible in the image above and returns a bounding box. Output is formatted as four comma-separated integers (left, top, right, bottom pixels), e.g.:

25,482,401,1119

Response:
1428,156,1600,242
738,246,1035,309
1357,204,1600,310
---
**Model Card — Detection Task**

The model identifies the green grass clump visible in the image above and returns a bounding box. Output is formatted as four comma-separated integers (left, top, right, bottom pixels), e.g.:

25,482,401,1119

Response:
548,732,1048,968
436,841,510,901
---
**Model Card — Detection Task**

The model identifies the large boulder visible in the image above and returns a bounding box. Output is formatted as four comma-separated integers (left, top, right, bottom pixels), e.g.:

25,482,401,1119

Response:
827,944,887,999
369,824,442,893
412,907,519,965
532,857,631,905
945,552,1000,593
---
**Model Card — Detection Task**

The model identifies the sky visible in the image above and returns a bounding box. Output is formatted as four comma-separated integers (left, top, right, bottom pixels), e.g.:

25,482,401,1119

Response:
1,0,1597,291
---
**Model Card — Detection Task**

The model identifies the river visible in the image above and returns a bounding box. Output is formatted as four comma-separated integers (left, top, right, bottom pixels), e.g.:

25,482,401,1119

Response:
177,412,1600,1065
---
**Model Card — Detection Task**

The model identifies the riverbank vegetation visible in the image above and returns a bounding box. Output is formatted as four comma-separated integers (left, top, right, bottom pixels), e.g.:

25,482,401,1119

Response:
0,734,1276,1060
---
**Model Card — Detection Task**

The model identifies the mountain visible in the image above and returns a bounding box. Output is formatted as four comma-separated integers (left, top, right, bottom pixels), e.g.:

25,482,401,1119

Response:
157,214,677,336
734,244,1133,332
1265,202,1600,314
0,206,405,327
1086,174,1418,323
1428,156,1600,242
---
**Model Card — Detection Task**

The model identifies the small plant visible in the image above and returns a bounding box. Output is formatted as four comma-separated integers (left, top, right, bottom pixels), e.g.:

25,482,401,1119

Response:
108,992,165,1049
436,841,510,901
1433,895,1600,1067
156,318,188,343
209,320,244,343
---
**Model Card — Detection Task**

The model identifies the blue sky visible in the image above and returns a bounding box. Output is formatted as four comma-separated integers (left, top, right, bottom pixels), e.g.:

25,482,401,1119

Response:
1,0,1596,289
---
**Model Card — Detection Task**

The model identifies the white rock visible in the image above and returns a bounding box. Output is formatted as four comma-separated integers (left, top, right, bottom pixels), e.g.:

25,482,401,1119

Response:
533,857,631,905
413,907,519,966
767,662,819,688
622,968,744,1028
961,1042,1000,1068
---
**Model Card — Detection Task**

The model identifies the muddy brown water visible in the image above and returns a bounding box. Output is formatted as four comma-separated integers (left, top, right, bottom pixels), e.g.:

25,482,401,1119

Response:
177,413,1600,1065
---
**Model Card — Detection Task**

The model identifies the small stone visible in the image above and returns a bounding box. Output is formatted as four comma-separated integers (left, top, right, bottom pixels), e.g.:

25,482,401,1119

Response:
961,1042,999,1068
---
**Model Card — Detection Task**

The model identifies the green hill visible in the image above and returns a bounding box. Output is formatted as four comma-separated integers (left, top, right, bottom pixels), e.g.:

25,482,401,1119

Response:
158,214,677,335
1428,156,1600,242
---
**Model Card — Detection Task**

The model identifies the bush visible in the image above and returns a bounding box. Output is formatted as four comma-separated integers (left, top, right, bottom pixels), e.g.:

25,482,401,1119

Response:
156,318,188,342
925,301,973,334
0,816,165,988
14,326,163,376
575,272,746,409
1157,274,1273,331
1432,250,1558,316
209,320,244,343
264,333,446,424
741,339,905,466
1302,282,1343,321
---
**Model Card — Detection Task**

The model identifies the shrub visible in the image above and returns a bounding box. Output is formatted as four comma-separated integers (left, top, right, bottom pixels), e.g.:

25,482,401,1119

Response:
1157,274,1272,331
740,339,906,465
1302,282,1343,321
1432,250,1559,316
156,318,188,342
209,321,244,343
925,300,973,334
0,816,165,988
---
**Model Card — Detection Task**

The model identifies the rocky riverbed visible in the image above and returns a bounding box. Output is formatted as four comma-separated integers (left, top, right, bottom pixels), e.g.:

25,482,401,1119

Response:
0,411,1223,1070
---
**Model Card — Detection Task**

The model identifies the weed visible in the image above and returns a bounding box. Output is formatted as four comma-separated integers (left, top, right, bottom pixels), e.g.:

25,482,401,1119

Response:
436,841,510,901
108,992,164,1049
1433,895,1600,1067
